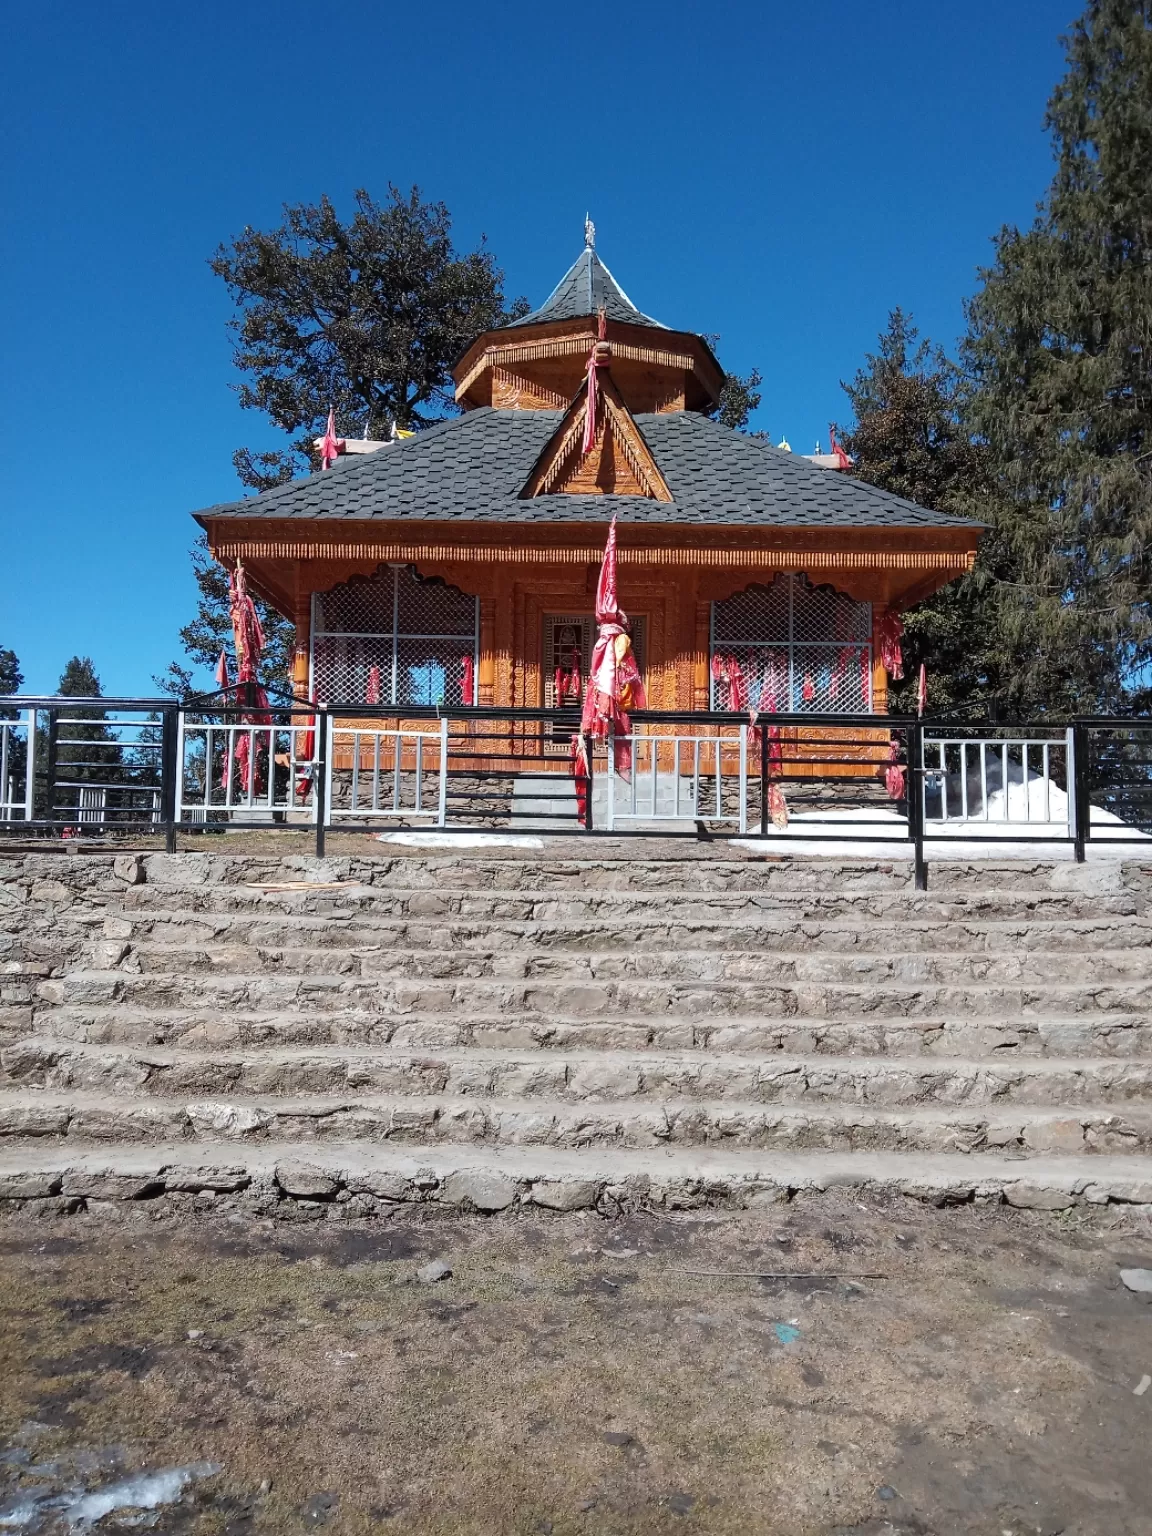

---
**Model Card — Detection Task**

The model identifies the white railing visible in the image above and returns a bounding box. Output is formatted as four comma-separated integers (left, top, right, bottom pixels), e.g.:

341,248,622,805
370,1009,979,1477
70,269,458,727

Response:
325,719,449,826
922,730,1075,834
605,726,749,832
0,710,34,822
177,719,316,821
56,781,162,826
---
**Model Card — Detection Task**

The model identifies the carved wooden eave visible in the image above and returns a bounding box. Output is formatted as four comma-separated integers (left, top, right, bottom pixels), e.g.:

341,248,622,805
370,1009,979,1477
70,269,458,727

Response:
205,518,978,567
519,365,673,501
454,315,724,414
205,516,977,616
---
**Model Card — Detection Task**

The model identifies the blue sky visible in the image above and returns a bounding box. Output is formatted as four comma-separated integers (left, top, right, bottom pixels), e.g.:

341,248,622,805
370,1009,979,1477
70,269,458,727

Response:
0,0,1073,696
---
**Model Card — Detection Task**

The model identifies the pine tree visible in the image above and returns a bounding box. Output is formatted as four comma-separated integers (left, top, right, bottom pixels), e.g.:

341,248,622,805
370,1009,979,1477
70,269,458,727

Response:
0,649,24,800
58,656,101,698
838,312,1011,711
0,647,22,720
963,0,1152,712
54,657,121,783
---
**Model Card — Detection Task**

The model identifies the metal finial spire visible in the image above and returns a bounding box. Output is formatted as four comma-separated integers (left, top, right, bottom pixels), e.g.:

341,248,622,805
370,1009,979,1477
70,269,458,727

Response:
584,213,595,249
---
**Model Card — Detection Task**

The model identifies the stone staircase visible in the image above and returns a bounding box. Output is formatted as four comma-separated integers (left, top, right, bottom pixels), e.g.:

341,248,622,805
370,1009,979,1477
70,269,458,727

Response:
3,848,1152,1217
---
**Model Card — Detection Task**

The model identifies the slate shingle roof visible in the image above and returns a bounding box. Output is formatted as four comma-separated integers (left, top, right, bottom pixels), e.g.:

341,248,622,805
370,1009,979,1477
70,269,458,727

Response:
195,408,977,531
505,248,668,330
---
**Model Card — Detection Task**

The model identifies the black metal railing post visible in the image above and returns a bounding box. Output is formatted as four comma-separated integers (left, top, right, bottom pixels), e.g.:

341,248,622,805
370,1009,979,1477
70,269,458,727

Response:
160,707,178,854
759,717,769,836
1072,719,1089,862
314,706,329,858
909,721,927,891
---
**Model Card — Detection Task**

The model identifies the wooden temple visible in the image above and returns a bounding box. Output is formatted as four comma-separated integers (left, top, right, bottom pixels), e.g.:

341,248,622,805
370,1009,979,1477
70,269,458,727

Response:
195,227,981,745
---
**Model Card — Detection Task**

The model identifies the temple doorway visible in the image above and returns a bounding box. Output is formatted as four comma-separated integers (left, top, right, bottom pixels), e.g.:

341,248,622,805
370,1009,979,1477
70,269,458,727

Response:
541,613,647,749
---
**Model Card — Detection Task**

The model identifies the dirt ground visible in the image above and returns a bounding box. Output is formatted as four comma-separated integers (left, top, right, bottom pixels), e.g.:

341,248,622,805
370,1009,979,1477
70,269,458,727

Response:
0,1196,1150,1536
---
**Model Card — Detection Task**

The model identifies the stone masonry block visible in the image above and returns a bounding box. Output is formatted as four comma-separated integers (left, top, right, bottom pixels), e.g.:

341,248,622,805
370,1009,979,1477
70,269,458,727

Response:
275,1161,342,1198
0,1172,63,1199
1004,1182,1075,1210
442,1169,518,1211
528,1179,600,1211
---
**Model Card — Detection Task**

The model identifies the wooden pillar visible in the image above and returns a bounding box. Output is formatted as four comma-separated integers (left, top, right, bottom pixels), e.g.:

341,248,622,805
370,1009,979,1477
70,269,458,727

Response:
693,599,711,711
493,579,514,709
871,604,889,714
293,588,311,699
676,571,698,710
513,585,528,709
478,598,496,706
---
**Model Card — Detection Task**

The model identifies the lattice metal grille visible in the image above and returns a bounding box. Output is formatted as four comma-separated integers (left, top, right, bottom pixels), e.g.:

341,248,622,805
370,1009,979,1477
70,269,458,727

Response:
311,566,478,707
711,575,872,713
542,617,595,712
712,579,792,643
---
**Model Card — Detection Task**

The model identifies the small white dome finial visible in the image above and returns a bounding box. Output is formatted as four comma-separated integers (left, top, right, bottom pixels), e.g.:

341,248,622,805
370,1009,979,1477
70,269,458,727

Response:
584,213,596,249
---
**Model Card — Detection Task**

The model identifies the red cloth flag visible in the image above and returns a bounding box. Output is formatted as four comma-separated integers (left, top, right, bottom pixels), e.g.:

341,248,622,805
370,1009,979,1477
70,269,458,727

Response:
569,734,590,826
917,662,928,717
554,665,581,703
713,653,748,712
885,737,906,801
228,564,264,685
579,517,646,775
582,310,609,456
227,563,272,792
768,782,789,827
215,649,231,691
320,407,345,469
876,611,904,680
295,696,317,799
461,654,475,706
829,426,852,470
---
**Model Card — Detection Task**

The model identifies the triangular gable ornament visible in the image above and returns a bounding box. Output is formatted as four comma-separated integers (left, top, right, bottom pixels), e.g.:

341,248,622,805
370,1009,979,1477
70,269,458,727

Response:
521,336,672,501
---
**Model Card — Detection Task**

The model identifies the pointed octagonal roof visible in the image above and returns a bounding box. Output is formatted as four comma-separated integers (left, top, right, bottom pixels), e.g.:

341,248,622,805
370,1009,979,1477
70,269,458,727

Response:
505,246,668,331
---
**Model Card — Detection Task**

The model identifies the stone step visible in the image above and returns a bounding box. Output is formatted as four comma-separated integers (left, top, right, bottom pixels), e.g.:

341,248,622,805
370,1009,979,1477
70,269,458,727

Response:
2,1141,1151,1214
27,1005,1152,1058
7,850,1152,1222
115,882,1144,924
117,942,1152,985
130,852,1143,896
7,1039,1152,1107
99,910,1152,955
37,969,1152,1019
2,1089,1150,1154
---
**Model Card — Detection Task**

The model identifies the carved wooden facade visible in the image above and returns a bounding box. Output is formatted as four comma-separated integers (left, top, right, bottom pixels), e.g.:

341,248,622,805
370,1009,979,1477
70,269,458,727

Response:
204,519,973,714
196,235,982,762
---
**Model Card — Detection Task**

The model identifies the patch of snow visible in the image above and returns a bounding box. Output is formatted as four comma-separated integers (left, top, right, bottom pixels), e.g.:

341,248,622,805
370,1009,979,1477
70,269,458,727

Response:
0,1461,222,1531
376,831,544,849
729,787,1149,859
67,1463,223,1527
